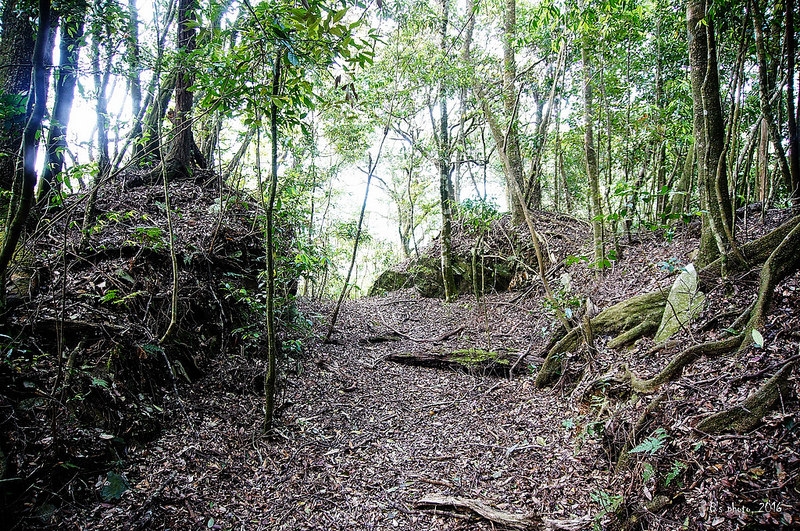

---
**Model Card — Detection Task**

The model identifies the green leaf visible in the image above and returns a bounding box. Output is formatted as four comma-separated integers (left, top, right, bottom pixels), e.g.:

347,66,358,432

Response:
751,329,764,348
630,428,668,455
100,471,130,501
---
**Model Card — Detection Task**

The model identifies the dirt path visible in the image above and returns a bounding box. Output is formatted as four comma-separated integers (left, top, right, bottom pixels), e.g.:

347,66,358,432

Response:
74,291,614,530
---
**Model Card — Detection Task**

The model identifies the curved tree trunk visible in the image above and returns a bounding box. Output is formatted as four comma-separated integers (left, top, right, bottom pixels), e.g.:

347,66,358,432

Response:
0,0,51,302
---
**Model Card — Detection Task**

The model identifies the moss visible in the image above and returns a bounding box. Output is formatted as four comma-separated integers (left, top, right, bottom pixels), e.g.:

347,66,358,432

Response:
449,348,509,366
368,269,410,296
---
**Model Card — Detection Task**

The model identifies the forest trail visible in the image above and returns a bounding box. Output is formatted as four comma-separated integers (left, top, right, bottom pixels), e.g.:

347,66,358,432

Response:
82,291,614,530
11,183,797,530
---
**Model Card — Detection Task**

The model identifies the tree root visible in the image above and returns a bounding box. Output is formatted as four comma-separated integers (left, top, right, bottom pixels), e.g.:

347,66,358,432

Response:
737,215,800,352
696,360,795,434
535,291,667,388
628,336,742,393
700,214,800,280
607,320,658,349
623,217,800,394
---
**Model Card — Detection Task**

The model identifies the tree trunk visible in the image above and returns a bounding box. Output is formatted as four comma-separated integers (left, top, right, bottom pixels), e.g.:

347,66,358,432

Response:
0,0,36,193
38,6,86,203
437,0,456,301
582,37,604,269
786,0,800,199
687,0,735,268
129,0,177,166
126,0,143,148
164,0,199,180
264,50,282,432
750,0,793,196
135,71,175,165
0,0,51,302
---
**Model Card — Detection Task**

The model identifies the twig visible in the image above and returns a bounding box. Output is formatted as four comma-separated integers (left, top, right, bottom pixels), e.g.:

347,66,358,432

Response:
377,314,464,343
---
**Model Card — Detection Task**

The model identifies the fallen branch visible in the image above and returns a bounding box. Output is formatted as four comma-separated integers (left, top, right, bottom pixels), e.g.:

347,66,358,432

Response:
416,494,539,530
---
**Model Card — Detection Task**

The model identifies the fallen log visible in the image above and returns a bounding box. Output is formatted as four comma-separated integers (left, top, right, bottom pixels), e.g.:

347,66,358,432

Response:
385,347,513,376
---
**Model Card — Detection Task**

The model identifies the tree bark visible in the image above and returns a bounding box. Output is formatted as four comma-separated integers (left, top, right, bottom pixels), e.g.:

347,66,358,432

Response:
437,0,456,301
126,0,143,149
582,36,604,269
786,0,800,199
0,0,36,193
264,50,282,432
0,0,51,302
164,0,200,180
687,0,736,268
750,0,793,196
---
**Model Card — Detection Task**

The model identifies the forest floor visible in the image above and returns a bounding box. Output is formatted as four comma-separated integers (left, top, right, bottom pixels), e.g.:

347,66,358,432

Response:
2,178,798,529
51,215,800,530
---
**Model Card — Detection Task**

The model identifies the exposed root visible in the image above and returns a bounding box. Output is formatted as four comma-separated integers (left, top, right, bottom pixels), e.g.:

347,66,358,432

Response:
696,360,796,434
607,320,658,349
535,291,668,388
628,336,742,393
738,216,800,352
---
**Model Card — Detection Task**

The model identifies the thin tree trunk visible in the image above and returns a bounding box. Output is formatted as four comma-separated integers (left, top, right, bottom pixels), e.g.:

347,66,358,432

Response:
437,0,456,301
39,7,86,203
126,0,143,148
129,0,177,165
751,0,792,195
788,0,800,199
80,9,112,241
264,50,282,432
582,37,604,270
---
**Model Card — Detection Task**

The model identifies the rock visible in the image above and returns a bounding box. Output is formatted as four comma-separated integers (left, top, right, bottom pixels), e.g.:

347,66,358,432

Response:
654,263,705,343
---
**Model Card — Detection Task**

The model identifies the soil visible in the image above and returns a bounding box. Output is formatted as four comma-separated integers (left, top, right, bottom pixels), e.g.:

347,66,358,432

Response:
1,180,799,530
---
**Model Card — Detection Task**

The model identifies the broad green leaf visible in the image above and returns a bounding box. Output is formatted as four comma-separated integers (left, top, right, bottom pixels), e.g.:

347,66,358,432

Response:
751,329,764,348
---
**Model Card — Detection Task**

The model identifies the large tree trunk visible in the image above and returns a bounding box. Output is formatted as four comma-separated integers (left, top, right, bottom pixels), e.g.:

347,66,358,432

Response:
38,6,86,203
163,0,200,180
0,0,51,302
0,0,36,194
687,0,736,268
